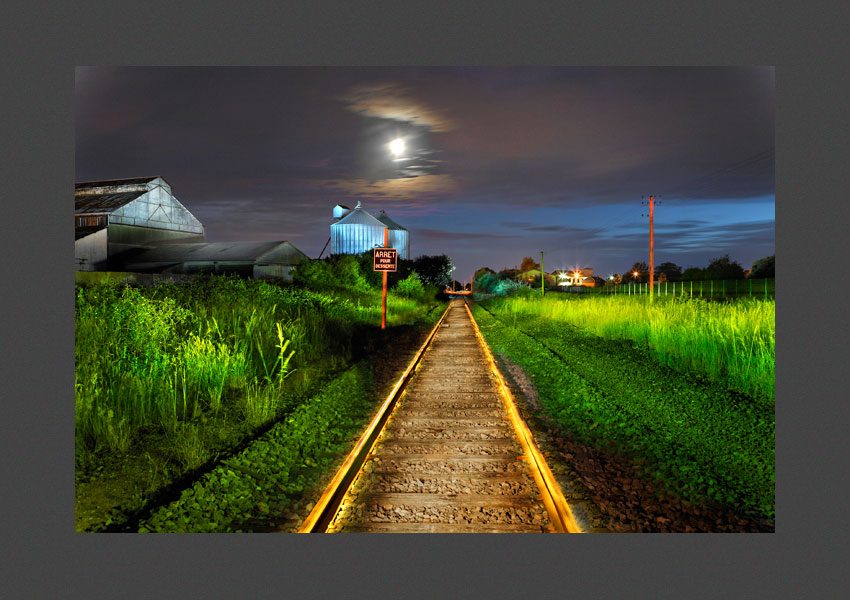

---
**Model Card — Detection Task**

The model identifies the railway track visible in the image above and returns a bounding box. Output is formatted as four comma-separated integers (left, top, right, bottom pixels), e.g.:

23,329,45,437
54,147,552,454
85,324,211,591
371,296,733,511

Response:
299,299,581,533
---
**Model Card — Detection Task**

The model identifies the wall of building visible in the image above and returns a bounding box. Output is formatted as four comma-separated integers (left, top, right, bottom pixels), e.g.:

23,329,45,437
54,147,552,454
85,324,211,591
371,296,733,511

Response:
107,186,204,235
330,222,386,256
388,229,410,260
106,224,204,265
74,228,108,271
254,264,296,281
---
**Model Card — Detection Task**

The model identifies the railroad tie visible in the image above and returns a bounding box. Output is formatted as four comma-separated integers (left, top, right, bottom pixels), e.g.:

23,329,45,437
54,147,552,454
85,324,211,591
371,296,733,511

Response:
326,299,557,533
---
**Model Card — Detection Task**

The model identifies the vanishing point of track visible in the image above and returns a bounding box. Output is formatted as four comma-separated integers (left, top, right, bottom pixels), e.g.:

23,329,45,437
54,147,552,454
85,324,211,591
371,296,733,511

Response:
299,299,581,533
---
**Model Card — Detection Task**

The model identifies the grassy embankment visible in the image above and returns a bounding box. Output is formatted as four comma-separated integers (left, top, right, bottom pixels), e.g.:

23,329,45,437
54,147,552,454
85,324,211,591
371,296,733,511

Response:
472,294,775,520
75,274,442,531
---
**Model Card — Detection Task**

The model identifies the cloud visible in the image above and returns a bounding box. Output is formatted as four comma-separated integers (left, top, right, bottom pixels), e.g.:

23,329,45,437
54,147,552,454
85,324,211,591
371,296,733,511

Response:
340,83,454,132
500,221,605,235
415,228,520,241
320,174,456,200
604,220,775,251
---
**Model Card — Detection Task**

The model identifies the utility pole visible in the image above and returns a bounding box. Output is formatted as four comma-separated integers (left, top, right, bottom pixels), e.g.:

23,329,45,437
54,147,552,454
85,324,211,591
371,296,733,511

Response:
540,251,545,296
381,227,388,330
648,194,655,303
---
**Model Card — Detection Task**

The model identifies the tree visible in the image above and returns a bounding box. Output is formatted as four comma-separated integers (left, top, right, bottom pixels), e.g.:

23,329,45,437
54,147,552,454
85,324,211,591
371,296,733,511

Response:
474,267,500,293
750,255,775,278
474,267,496,281
625,262,649,283
705,255,745,280
655,261,682,282
519,256,540,272
681,267,705,281
498,268,520,281
412,254,454,288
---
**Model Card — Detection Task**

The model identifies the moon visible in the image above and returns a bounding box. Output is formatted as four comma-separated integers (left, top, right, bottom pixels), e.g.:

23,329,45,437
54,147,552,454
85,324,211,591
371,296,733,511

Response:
388,138,405,157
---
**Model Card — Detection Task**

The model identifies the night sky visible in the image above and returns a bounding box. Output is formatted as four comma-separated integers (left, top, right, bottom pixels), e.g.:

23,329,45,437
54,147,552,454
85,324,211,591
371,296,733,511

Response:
75,67,774,280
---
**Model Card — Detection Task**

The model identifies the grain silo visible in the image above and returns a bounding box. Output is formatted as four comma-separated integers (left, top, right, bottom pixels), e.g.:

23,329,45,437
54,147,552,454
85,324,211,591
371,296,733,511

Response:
376,210,410,260
330,201,407,257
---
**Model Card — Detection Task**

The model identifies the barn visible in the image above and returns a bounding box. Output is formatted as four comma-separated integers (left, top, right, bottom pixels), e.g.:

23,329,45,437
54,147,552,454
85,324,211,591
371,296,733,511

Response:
75,176,204,270
121,241,308,280
330,201,410,259
75,176,307,280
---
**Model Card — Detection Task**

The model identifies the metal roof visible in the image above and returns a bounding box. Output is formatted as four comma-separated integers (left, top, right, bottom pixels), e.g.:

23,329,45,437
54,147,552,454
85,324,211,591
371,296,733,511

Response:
126,241,308,264
75,176,161,189
377,210,407,231
74,191,147,214
333,205,386,228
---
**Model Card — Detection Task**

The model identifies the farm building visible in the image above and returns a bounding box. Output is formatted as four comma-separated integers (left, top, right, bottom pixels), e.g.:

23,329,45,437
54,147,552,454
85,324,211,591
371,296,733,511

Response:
75,176,204,270
75,176,307,280
330,201,410,259
121,240,308,279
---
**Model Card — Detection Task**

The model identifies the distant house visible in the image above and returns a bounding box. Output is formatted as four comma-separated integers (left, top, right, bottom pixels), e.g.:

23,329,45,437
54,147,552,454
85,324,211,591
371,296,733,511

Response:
75,176,306,280
330,201,410,259
557,268,599,287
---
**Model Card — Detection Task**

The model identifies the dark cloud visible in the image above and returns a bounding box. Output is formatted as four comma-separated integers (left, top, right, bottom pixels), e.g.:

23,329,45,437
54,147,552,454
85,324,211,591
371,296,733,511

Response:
501,221,605,235
415,228,520,241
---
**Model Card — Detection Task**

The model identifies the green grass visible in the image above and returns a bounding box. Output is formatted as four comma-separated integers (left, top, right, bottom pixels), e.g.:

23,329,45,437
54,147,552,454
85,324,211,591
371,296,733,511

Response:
140,360,378,532
75,275,442,530
75,277,438,454
472,299,775,520
485,294,774,402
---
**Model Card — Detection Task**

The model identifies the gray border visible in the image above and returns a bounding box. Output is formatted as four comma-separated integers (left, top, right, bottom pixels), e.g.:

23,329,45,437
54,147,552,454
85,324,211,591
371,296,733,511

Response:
3,0,848,598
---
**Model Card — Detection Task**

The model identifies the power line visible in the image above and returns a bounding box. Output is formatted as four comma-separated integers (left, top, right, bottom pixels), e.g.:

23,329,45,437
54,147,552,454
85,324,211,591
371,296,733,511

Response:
594,149,774,235
538,149,774,272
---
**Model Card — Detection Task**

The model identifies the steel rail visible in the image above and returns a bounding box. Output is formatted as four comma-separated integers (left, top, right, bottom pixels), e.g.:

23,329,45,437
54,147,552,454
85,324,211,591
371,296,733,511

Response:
464,300,583,533
298,303,452,533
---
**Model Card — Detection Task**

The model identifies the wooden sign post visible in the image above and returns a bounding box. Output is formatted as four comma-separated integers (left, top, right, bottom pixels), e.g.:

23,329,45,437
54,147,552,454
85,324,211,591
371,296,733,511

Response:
373,227,397,330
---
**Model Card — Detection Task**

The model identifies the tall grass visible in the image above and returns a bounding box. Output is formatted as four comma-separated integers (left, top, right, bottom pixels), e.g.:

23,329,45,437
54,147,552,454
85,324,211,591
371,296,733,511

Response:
484,295,775,401
75,277,438,456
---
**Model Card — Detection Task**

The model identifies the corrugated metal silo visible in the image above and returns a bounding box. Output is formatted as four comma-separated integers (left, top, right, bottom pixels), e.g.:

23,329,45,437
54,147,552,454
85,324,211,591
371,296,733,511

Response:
330,202,387,256
377,210,410,260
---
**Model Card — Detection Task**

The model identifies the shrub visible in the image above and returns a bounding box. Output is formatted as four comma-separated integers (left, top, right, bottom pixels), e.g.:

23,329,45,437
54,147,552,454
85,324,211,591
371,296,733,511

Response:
395,271,426,298
292,260,336,288
492,278,528,296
